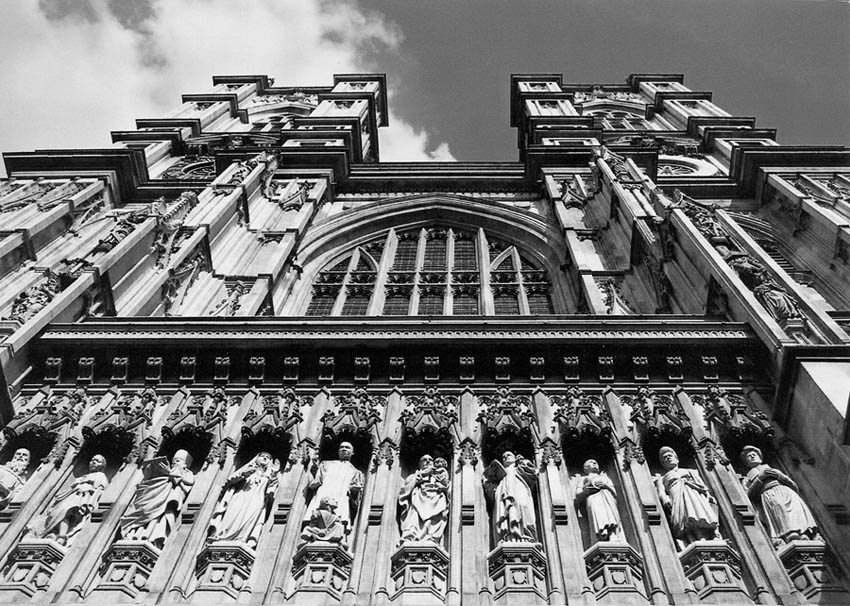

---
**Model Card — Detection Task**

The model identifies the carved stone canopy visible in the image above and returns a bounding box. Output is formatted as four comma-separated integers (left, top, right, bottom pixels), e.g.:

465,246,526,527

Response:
477,386,535,435
698,386,774,456
400,387,458,436
242,388,311,438
624,387,692,441
321,387,385,443
552,387,612,443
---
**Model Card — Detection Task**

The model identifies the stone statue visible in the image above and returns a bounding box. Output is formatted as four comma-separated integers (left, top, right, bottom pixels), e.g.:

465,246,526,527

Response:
740,445,820,545
208,451,279,549
0,448,30,510
30,454,109,546
299,497,347,547
119,449,195,548
398,454,450,544
576,459,623,542
655,446,719,545
303,441,364,532
483,451,537,543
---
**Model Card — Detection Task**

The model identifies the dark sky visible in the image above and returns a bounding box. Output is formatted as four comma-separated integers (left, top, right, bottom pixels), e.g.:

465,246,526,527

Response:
357,0,850,161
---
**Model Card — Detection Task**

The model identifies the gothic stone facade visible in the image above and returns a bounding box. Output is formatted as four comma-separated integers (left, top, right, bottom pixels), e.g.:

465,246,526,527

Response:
0,73,847,605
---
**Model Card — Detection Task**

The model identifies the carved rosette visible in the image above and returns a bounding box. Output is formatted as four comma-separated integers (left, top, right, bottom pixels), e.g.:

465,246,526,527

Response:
290,542,353,600
487,542,547,604
678,540,749,602
777,540,848,603
0,538,67,597
96,540,159,598
390,541,450,603
195,541,255,599
584,543,647,604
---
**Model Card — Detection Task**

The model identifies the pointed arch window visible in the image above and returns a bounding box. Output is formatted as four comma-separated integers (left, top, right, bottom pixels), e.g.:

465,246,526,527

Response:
303,226,555,316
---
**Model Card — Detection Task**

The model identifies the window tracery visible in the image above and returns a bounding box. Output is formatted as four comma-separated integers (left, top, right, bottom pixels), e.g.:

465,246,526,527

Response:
303,226,554,316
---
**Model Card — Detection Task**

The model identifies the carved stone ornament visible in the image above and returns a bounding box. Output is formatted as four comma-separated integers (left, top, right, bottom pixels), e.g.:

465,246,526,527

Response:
92,209,149,253
96,540,159,598
320,387,385,442
720,249,805,327
161,155,216,181
290,542,353,600
597,278,636,315
209,282,247,317
678,540,749,602
1,538,67,597
595,146,631,180
672,189,728,244
557,176,590,209
164,386,235,466
573,86,644,105
162,248,211,316
242,388,311,440
390,542,450,601
777,540,849,602
487,542,548,604
698,386,774,447
551,386,612,445
400,387,458,437
623,387,691,440
195,541,255,599
5,270,62,324
267,178,311,211
4,388,88,467
150,192,200,269
584,543,646,601
477,386,535,436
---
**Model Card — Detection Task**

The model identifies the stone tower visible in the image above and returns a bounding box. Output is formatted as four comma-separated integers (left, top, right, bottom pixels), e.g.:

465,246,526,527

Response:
0,72,847,605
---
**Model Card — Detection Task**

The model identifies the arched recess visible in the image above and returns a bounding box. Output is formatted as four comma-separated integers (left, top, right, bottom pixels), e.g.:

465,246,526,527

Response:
282,194,576,316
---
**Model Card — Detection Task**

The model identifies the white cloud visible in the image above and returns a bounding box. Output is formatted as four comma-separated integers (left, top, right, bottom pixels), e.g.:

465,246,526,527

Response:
0,0,453,173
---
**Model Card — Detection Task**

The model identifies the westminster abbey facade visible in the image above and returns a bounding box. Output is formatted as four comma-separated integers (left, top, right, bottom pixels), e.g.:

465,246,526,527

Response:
0,72,847,605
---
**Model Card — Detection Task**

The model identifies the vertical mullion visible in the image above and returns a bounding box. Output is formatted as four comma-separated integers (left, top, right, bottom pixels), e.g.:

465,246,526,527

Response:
368,230,395,315
445,229,455,315
514,248,531,315
330,252,358,316
478,228,494,315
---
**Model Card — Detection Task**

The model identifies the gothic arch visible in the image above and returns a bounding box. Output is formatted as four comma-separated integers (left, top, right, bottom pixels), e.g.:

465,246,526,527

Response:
283,194,574,315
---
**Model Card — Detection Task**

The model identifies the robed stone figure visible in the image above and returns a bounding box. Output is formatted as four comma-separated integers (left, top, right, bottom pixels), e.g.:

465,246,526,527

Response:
655,446,719,546
303,442,364,538
300,497,348,547
29,454,109,546
0,448,30,510
576,459,622,542
398,454,450,544
208,451,279,549
120,449,195,547
740,445,820,545
484,451,537,544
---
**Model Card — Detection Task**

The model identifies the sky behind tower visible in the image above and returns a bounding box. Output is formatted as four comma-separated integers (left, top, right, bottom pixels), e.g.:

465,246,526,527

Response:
0,0,847,166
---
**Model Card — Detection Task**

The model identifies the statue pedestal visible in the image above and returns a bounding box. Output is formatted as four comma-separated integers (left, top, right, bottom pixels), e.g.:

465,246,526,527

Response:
195,541,254,599
678,540,750,603
290,541,352,602
95,540,159,597
487,541,547,605
584,542,648,604
0,538,66,597
778,540,848,604
390,541,449,604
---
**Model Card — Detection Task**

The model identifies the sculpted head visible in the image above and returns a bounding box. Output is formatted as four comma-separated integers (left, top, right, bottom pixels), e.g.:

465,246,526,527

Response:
172,449,192,469
502,451,516,466
740,445,763,469
583,459,600,475
418,454,434,471
318,497,338,513
338,442,354,461
255,451,273,469
658,447,679,471
434,456,448,470
89,454,107,472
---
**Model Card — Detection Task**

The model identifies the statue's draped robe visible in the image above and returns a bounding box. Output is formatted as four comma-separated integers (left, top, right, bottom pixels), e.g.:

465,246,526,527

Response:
120,458,193,543
42,471,108,539
304,460,363,527
580,473,620,540
0,465,26,509
744,464,818,541
398,468,449,543
661,467,717,540
209,462,275,546
494,462,537,542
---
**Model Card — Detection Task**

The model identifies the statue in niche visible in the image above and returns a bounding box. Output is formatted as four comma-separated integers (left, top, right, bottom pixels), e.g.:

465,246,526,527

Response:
398,454,450,544
207,451,279,549
299,497,347,547
576,459,623,542
303,441,364,540
119,449,195,548
28,454,109,546
655,446,719,546
484,451,538,543
0,448,30,510
740,445,821,546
